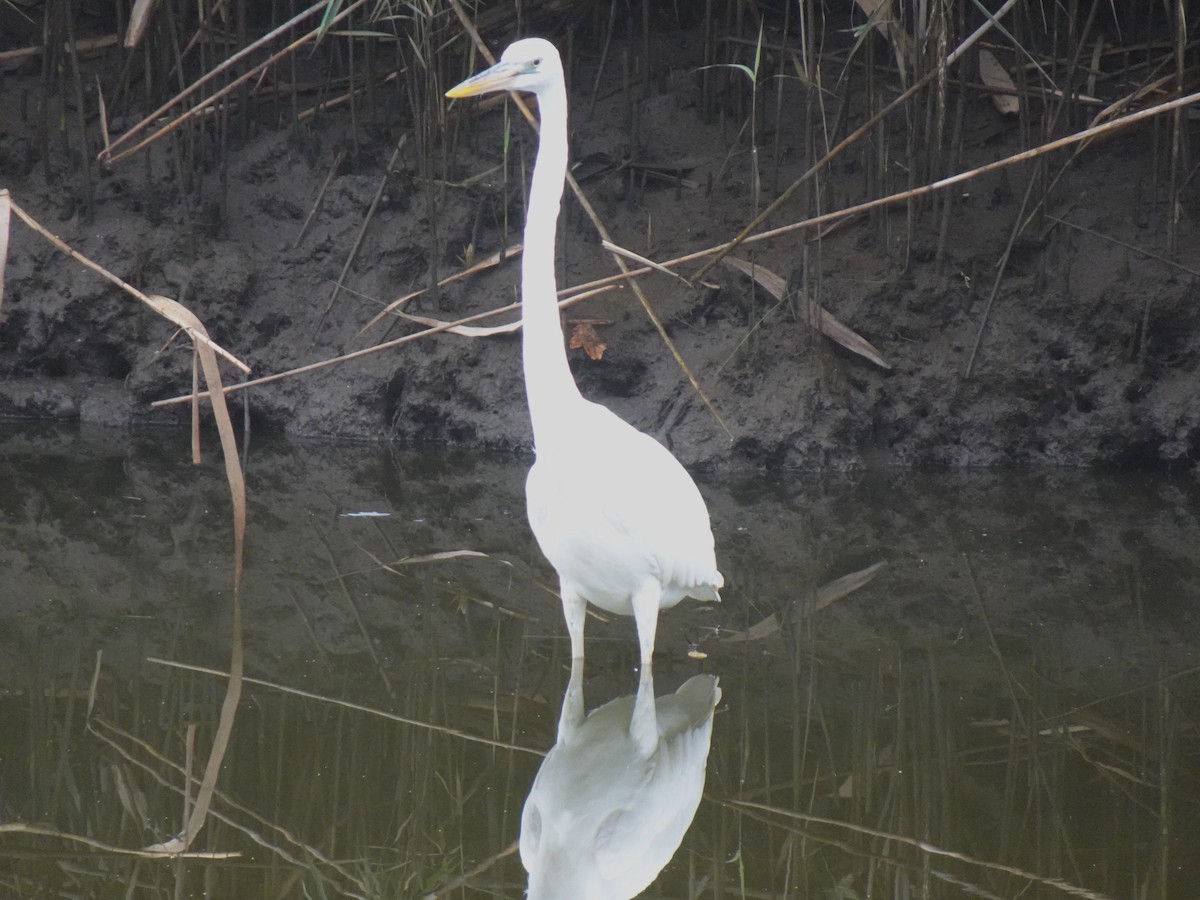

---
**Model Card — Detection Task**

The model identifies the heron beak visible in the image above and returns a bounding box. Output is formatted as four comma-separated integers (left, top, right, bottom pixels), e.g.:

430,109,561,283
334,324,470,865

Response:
445,60,525,98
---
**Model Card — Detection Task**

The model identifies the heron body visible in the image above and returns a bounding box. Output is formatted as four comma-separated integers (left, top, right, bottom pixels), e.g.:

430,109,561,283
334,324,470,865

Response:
447,38,722,665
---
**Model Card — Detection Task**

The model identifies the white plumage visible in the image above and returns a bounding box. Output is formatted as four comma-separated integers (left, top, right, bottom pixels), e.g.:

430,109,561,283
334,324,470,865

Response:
519,663,721,898
447,38,722,665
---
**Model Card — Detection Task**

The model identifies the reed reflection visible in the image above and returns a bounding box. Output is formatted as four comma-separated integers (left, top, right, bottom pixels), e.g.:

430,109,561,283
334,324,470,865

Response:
519,661,720,899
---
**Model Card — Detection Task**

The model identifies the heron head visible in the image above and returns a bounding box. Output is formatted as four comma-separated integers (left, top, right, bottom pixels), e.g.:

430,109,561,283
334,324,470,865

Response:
446,37,562,99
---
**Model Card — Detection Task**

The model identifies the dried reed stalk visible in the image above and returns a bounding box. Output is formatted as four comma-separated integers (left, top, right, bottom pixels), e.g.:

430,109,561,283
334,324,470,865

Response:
99,0,367,165
147,657,545,756
152,284,622,408
2,190,248,857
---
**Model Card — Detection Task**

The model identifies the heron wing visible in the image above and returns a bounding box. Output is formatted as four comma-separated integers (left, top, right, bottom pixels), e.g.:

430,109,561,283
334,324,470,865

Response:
526,401,721,605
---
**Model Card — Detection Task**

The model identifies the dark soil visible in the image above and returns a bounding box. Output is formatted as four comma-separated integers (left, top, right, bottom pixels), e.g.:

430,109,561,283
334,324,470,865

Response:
2,5,1198,472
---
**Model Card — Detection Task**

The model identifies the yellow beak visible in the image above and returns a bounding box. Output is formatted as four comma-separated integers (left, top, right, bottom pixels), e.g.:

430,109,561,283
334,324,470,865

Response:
445,60,525,99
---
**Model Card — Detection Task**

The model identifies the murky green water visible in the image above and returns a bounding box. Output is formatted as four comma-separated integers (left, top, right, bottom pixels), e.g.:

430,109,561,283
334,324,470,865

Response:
2,427,1198,898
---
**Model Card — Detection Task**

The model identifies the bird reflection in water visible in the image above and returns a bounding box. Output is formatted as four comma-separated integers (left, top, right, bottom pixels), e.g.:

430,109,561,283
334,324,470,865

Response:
520,662,720,899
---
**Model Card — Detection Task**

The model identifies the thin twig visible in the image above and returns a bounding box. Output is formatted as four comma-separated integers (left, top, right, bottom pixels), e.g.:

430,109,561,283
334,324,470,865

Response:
965,173,1038,379
146,657,545,756
0,34,118,63
87,718,362,887
293,147,346,250
421,840,520,899
314,522,394,697
0,823,239,859
1049,215,1200,278
151,284,621,408
314,135,407,341
722,798,1118,899
358,241,526,335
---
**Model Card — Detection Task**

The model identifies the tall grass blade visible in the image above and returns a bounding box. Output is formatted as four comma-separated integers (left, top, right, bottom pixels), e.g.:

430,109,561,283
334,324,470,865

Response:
0,189,9,316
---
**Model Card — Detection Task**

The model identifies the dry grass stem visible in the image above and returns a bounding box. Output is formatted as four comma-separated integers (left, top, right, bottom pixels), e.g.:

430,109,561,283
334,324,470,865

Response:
139,293,245,853
296,70,400,122
316,135,408,340
0,823,239,860
704,85,1200,267
367,548,512,571
99,0,366,165
392,308,522,337
4,195,248,372
0,190,9,315
293,147,346,250
723,799,1118,899
1049,215,1200,279
2,196,251,858
359,242,526,334
722,256,890,369
146,657,545,757
151,283,623,408
692,0,1021,281
0,35,118,64
600,238,705,288
123,0,156,48
316,523,394,697
86,716,363,888
420,840,519,899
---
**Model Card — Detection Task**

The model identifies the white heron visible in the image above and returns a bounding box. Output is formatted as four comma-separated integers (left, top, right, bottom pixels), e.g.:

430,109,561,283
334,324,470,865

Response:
446,38,722,667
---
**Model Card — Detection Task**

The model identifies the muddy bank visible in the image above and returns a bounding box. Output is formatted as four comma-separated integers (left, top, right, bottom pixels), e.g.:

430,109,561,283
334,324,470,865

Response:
1,7,1198,471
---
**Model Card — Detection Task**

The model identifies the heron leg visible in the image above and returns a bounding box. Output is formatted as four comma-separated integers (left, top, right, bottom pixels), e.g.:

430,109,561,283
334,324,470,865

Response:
631,579,662,669
557,656,585,741
560,582,587,660
629,664,658,758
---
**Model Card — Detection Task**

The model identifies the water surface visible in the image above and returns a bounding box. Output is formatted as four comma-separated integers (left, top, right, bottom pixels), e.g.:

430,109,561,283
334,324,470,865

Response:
2,428,1198,898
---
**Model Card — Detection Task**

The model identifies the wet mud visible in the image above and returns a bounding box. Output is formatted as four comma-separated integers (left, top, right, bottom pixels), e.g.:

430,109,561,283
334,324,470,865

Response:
1,10,1198,472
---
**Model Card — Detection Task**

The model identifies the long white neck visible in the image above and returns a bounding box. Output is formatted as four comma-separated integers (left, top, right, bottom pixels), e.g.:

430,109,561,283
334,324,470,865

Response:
522,76,581,449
